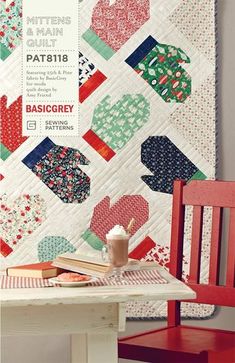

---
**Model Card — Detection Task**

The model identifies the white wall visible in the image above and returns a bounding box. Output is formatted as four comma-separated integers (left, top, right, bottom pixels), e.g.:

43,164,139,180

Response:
2,1,235,362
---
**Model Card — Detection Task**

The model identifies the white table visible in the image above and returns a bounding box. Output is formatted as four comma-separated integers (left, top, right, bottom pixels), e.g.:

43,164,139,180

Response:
1,266,196,363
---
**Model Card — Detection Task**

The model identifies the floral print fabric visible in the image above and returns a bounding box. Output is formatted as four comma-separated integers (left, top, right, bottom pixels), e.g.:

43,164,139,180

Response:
38,236,76,262
0,96,27,160
0,194,46,256
23,138,91,204
0,0,22,59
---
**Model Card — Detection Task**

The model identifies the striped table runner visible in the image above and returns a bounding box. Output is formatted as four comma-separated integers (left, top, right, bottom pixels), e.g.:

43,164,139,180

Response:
0,269,167,289
90,269,167,286
0,275,54,289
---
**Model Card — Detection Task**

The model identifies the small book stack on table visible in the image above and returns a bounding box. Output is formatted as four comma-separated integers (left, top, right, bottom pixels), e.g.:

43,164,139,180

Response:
6,253,157,279
6,261,63,279
52,253,143,278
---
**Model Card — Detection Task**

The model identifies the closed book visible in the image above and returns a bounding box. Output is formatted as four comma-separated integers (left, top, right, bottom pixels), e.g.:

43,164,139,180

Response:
6,261,63,278
52,253,111,277
52,253,142,278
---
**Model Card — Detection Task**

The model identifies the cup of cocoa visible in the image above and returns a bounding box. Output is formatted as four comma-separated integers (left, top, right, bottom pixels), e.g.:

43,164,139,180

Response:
106,225,130,268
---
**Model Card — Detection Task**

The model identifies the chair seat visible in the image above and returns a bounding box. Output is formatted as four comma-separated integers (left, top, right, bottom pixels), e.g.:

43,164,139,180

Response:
118,325,235,363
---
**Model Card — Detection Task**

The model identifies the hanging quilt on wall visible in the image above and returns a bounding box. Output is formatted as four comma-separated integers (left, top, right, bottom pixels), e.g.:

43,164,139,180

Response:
0,0,216,319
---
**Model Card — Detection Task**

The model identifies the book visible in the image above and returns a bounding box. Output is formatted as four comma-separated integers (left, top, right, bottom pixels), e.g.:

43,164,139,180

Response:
6,261,64,279
52,253,157,278
52,253,112,277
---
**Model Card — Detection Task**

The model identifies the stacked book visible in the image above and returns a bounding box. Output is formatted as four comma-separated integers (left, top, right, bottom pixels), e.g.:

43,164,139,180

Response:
6,261,63,279
6,253,156,279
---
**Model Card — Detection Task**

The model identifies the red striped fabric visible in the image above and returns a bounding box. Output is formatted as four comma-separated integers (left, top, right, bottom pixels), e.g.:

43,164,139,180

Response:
0,276,53,289
0,269,167,288
90,269,168,286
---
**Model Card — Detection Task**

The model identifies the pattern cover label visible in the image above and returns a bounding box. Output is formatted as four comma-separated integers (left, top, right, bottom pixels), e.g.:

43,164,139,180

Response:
22,0,79,136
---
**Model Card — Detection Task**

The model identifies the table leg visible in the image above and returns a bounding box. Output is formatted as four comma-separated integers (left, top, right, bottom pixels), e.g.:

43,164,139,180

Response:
71,334,87,363
71,332,118,363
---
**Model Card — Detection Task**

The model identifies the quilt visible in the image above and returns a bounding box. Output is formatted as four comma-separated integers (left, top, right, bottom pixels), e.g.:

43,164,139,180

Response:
0,0,216,319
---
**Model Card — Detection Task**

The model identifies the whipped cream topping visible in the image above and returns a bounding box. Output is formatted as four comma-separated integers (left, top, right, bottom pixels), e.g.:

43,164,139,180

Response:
106,224,129,239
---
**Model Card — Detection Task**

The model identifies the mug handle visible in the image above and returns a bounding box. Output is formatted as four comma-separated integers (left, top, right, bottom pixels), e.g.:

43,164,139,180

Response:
101,244,109,262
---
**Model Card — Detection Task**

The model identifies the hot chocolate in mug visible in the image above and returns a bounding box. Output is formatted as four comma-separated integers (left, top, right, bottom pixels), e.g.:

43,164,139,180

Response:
102,225,130,279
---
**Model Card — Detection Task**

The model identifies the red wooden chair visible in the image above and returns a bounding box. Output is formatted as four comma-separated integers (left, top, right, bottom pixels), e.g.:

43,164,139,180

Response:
119,180,235,363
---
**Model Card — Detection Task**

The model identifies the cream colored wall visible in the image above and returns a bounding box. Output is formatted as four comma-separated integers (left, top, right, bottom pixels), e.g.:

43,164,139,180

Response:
217,0,235,181
2,1,235,362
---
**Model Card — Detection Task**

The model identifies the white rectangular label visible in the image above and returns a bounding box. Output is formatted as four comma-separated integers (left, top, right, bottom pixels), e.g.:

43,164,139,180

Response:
22,0,78,136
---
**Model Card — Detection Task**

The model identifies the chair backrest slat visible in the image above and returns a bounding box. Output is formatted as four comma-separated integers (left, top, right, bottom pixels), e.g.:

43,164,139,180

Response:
183,180,235,207
226,208,235,287
168,180,235,327
209,207,223,285
168,180,185,327
189,206,203,284
169,180,185,280
184,284,235,306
